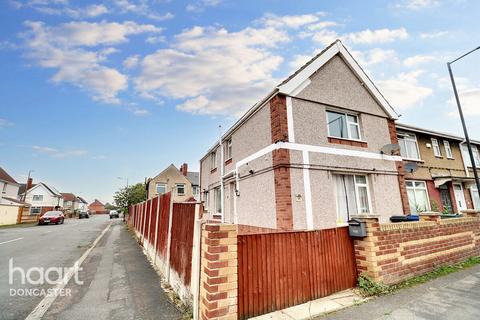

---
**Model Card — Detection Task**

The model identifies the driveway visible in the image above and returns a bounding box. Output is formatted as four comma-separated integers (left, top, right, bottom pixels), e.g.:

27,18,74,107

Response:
321,264,480,320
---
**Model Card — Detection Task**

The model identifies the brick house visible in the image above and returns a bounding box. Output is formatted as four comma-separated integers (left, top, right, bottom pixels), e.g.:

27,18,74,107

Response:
22,181,63,215
396,123,480,214
88,199,107,214
199,40,406,232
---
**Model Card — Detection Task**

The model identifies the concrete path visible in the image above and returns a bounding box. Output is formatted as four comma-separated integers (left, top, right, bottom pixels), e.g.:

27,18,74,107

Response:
320,264,480,320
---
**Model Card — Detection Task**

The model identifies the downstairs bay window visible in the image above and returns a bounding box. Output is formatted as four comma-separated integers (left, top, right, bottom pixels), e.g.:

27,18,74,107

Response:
334,174,371,225
406,180,430,214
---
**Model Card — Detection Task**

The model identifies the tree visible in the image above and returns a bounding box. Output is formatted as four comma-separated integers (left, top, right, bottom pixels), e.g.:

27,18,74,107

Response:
114,183,147,213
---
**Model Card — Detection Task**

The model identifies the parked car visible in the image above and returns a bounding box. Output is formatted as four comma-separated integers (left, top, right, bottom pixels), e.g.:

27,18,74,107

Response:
39,211,65,225
79,211,90,219
109,210,120,219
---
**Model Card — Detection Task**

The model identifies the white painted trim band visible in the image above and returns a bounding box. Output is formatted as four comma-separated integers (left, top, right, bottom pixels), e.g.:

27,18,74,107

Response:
302,150,314,230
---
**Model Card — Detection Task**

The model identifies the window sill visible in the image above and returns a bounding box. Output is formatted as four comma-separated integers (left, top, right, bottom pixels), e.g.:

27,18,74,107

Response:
328,136,367,148
402,158,424,163
434,156,443,159
210,168,217,173
447,157,455,160
225,158,232,165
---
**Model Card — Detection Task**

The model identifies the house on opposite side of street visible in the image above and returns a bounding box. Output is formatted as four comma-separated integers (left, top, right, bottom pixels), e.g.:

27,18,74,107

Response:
75,196,88,212
396,123,480,214
200,40,406,232
88,199,107,214
0,166,21,205
61,193,76,214
147,163,200,202
0,166,29,225
22,181,64,215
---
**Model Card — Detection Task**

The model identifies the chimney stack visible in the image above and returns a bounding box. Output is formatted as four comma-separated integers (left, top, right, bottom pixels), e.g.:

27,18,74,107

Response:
180,163,188,176
27,178,33,191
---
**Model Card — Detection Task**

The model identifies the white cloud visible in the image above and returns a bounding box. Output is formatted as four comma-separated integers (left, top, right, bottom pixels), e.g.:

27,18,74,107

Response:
377,70,433,110
445,78,480,116
186,0,223,12
123,55,139,69
84,4,108,17
0,118,14,128
13,1,109,18
32,145,87,158
403,54,441,67
420,31,448,39
345,28,408,44
135,25,289,115
23,21,159,103
311,29,339,46
352,48,399,66
400,0,440,10
260,13,322,29
114,0,174,20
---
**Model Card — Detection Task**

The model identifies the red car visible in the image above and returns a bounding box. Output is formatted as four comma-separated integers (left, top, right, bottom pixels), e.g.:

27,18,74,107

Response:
38,211,65,225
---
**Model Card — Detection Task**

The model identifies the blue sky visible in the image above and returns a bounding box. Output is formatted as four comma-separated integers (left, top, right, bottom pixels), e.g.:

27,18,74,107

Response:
1,0,479,203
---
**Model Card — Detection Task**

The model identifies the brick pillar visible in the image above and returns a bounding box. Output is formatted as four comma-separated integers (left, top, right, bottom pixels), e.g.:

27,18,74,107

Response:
270,94,293,230
419,212,442,223
387,120,410,214
200,224,238,320
352,216,382,282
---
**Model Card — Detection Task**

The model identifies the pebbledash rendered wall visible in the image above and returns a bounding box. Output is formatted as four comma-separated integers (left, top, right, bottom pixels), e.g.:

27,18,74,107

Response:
353,212,480,284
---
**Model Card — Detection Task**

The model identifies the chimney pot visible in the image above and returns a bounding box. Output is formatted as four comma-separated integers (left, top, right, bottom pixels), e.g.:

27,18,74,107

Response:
27,178,33,190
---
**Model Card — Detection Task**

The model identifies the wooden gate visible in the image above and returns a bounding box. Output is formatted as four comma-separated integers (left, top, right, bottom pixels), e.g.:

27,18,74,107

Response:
237,227,357,319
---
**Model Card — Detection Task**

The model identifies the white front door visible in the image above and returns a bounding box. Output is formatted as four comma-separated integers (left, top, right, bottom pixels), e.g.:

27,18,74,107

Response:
453,183,467,212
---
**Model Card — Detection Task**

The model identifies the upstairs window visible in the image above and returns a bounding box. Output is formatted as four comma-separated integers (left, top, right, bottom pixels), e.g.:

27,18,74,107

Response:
32,195,43,201
398,133,420,160
461,144,480,167
443,140,454,159
327,111,360,140
225,139,232,160
211,151,217,170
431,138,442,157
156,183,166,195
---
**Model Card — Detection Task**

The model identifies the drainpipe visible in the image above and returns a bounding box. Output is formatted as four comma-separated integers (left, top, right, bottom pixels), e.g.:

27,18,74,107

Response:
219,125,225,223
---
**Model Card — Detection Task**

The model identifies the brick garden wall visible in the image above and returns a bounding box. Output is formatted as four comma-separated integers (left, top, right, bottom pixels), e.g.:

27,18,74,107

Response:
354,213,480,284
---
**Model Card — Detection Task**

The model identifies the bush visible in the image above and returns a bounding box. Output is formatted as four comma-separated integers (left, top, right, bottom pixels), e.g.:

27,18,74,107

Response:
357,274,389,296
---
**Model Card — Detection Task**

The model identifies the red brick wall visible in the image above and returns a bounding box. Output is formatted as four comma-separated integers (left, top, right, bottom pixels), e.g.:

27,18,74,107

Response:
269,94,293,230
328,137,367,148
388,120,409,214
354,214,480,284
426,180,442,211
465,185,474,210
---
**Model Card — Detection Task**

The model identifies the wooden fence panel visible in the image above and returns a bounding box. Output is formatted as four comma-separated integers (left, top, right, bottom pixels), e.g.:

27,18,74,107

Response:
156,192,171,257
238,227,357,319
149,197,158,245
169,203,196,286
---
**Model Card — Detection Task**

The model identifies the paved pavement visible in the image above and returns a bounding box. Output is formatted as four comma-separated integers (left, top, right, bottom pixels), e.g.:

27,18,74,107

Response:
0,216,181,320
320,264,480,320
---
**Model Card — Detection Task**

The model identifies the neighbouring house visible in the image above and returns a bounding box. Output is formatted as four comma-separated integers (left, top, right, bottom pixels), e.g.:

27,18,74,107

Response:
147,163,200,202
200,40,406,232
0,166,21,204
75,196,88,211
0,166,29,225
22,181,63,215
88,199,107,214
396,123,480,214
61,193,76,214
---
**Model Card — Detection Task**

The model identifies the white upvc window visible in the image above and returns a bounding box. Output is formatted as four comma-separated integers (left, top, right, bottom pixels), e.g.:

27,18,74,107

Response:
431,138,442,157
214,187,222,214
334,174,371,225
30,207,41,214
461,144,480,167
398,133,420,160
406,180,430,214
225,139,232,160
176,184,185,196
2,182,6,193
32,195,43,201
443,140,454,159
193,186,199,197
211,150,217,170
156,183,166,195
327,111,361,140
470,187,480,210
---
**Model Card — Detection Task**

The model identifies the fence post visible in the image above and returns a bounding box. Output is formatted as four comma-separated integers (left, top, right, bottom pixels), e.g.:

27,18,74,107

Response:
192,203,203,320
141,201,147,245
166,193,174,283
154,194,161,265
147,199,153,251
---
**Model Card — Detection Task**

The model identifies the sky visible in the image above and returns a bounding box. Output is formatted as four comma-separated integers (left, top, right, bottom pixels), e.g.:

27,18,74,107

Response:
1,0,480,204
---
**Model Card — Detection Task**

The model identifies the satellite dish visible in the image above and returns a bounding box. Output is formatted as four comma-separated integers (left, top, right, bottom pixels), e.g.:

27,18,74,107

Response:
404,162,418,173
381,143,401,155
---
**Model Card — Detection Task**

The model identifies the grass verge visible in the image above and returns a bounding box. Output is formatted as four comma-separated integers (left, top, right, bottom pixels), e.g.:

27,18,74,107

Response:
358,256,480,297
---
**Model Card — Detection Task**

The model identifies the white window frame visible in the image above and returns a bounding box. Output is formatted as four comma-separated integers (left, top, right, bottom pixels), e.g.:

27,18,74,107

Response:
470,186,480,210
431,138,442,157
176,183,186,196
32,195,43,201
334,174,372,225
443,140,454,159
156,183,166,195
225,139,232,160
214,187,222,214
405,180,431,213
326,110,362,141
211,151,217,170
398,132,421,160
461,144,480,167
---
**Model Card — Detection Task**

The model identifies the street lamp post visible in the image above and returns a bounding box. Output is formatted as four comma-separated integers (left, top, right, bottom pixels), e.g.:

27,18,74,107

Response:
447,46,480,195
